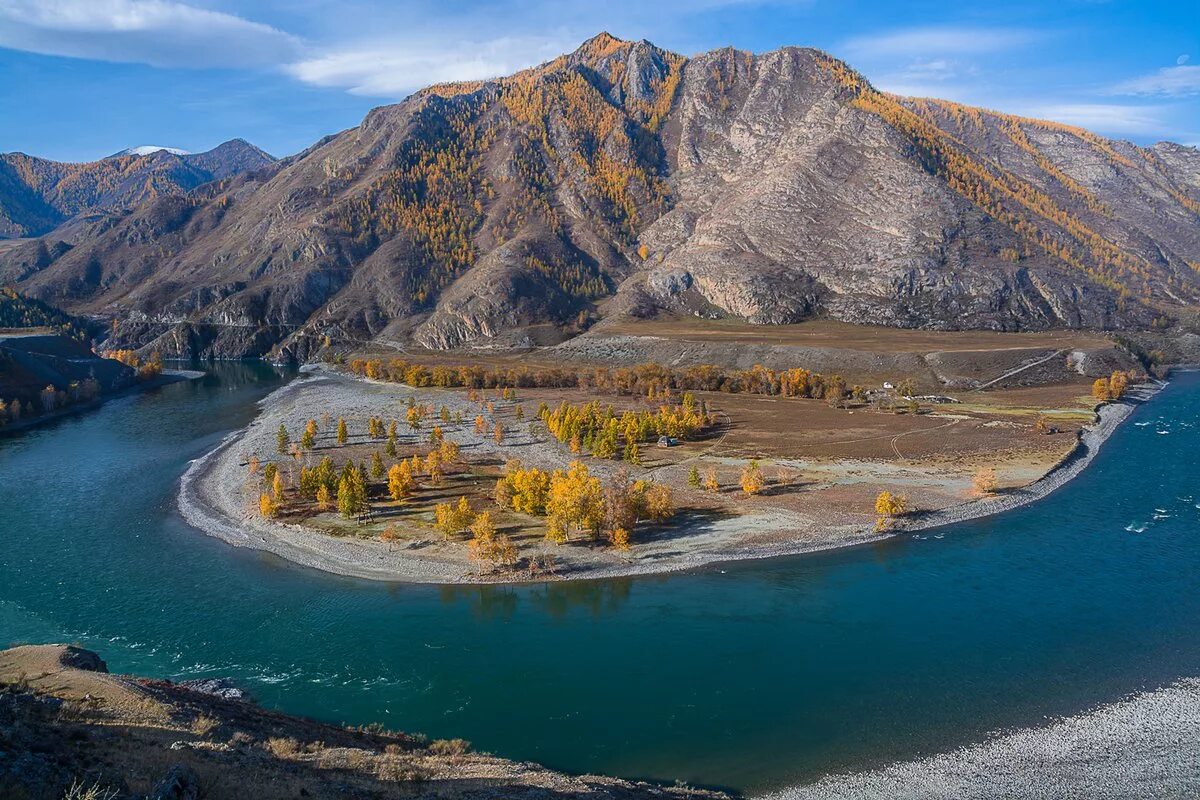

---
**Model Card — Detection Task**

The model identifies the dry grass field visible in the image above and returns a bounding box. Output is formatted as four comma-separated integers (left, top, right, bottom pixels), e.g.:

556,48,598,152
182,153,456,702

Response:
598,317,1113,353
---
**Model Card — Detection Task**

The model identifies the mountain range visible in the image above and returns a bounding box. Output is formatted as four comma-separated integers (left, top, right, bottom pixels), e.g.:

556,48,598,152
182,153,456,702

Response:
0,33,1196,359
0,139,274,239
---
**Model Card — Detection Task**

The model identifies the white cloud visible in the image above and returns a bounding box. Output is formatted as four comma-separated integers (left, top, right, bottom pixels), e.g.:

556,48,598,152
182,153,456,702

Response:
1110,65,1200,97
1178,54,1190,66
287,35,575,97
899,58,958,81
0,0,300,68
843,26,1040,58
1016,103,1166,136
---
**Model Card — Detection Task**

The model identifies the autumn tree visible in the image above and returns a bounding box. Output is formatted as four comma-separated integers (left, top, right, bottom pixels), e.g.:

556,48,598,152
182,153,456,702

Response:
874,490,909,531
687,465,701,488
493,422,505,444
973,467,998,496
468,511,518,570
498,461,551,515
259,492,278,519
642,483,675,523
337,465,367,519
601,470,639,536
1092,378,1111,402
591,430,617,459
426,452,445,486
470,509,496,543
407,407,422,430
610,527,631,551
703,468,720,493
371,452,386,481
300,419,317,450
545,461,604,543
337,418,349,445
740,461,765,496
315,484,332,511
387,462,414,501
435,496,476,539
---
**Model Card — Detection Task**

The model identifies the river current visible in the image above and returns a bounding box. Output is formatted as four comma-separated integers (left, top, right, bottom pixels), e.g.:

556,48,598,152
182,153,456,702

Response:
2,363,1197,793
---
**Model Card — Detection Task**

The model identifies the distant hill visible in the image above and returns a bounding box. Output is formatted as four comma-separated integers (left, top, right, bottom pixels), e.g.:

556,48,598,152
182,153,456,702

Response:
0,139,275,238
0,288,133,413
0,286,91,342
0,34,1196,359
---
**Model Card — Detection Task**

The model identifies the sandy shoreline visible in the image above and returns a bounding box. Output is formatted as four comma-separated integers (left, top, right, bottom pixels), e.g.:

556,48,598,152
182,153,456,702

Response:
177,370,1165,585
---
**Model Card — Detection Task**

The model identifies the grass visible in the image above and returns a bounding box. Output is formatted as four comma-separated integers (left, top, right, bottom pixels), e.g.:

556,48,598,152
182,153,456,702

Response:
600,316,1114,353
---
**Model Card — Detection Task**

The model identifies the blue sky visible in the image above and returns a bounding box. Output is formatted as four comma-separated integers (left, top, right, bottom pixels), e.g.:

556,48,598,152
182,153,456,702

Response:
1,0,1197,161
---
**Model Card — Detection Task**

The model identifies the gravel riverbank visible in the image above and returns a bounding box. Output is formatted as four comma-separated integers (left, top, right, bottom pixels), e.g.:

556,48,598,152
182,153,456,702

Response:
761,677,1200,799
177,370,1164,584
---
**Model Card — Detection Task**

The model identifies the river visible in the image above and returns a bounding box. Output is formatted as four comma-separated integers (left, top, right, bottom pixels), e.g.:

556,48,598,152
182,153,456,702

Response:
1,362,1198,793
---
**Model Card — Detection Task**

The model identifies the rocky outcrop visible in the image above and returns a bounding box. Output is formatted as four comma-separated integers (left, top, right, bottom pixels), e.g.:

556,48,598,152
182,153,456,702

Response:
0,35,1195,358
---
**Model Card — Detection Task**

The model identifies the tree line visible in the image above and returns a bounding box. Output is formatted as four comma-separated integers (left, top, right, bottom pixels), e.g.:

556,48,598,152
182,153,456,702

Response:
345,356,860,401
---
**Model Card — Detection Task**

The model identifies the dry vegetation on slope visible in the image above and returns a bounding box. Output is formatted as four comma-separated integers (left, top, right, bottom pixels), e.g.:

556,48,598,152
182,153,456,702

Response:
0,644,728,800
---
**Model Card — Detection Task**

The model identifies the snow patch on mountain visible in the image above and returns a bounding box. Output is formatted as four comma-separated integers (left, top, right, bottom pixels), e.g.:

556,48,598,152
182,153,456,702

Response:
112,145,190,157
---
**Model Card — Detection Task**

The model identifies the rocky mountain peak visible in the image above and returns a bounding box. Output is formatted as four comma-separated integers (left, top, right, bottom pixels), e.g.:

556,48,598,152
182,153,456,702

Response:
0,35,1196,359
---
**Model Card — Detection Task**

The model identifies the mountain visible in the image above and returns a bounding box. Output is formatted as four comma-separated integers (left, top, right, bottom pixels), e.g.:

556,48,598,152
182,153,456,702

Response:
0,138,275,238
110,145,191,157
0,34,1196,360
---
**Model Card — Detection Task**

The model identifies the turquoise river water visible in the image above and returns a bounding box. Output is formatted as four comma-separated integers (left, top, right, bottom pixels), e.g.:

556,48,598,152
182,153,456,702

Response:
1,362,1198,793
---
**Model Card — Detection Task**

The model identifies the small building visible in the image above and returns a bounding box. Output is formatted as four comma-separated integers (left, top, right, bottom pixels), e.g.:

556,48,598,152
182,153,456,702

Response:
882,381,894,390
656,436,678,448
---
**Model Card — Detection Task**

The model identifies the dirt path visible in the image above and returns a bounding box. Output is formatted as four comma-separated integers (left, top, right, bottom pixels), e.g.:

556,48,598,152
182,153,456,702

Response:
971,349,1066,391
890,419,959,459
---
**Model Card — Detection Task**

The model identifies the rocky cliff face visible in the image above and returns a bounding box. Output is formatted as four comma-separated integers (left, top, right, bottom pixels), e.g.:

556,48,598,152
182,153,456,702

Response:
0,34,1196,359
0,139,275,238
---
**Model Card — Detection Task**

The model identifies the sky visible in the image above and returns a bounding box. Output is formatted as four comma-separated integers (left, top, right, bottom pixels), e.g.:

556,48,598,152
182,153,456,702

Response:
0,0,1197,162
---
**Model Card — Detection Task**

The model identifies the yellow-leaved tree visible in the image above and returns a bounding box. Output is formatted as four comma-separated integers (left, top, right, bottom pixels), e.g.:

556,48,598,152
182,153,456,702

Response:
388,462,414,502
972,467,998,496
545,461,603,544
874,490,909,531
740,461,765,496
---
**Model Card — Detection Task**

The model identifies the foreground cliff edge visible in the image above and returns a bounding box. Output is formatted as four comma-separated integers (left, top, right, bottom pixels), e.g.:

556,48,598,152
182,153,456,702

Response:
0,644,728,800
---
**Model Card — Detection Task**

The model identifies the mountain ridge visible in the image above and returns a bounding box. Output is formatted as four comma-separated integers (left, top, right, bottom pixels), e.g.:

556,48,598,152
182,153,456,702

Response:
0,34,1196,360
0,138,276,238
